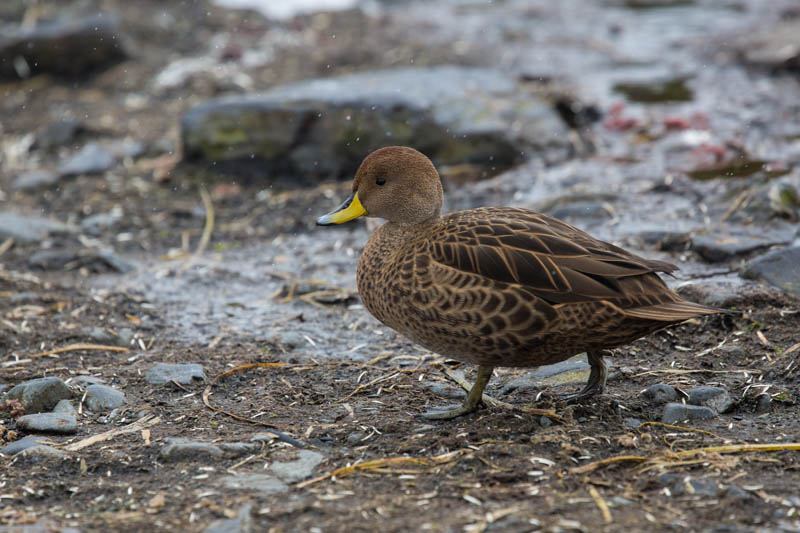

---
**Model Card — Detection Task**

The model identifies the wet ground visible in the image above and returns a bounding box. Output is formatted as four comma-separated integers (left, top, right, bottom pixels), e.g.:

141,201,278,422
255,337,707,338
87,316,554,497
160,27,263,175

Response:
2,0,800,531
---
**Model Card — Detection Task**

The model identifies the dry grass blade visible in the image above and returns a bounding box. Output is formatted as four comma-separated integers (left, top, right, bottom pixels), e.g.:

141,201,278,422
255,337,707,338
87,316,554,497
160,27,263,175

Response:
443,368,564,423
632,368,761,378
570,455,647,474
28,343,129,359
0,237,14,257
297,449,470,488
202,362,308,448
341,371,399,401
65,414,161,451
570,443,800,475
177,184,214,274
588,485,612,523
783,341,800,356
638,421,723,439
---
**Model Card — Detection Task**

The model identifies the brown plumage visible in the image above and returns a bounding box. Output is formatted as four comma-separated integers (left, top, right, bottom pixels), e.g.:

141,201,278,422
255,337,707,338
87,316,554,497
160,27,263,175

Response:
318,146,719,419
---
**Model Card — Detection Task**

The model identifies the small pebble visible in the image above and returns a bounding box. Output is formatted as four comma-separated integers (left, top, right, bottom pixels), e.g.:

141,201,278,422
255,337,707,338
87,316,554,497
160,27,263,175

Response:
269,450,325,483
661,403,715,424
754,393,772,414
145,363,205,385
687,386,733,414
642,383,678,405
84,384,125,412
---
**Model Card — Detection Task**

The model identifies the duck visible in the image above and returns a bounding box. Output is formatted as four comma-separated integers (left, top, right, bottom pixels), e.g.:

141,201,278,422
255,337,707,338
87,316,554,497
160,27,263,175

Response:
317,146,719,419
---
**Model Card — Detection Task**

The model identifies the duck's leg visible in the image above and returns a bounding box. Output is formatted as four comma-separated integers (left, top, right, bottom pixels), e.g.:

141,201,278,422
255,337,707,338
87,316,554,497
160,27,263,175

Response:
560,350,609,402
423,365,494,420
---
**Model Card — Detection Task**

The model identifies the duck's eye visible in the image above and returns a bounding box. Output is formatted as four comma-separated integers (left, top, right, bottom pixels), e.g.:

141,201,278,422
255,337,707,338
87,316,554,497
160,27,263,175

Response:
375,177,386,186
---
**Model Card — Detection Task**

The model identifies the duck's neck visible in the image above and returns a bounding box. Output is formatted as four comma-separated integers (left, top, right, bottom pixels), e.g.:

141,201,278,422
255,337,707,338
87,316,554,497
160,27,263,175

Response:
382,214,442,235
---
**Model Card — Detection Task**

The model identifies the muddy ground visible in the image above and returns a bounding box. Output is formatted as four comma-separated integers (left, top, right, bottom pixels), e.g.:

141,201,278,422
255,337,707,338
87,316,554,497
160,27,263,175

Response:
2,0,800,532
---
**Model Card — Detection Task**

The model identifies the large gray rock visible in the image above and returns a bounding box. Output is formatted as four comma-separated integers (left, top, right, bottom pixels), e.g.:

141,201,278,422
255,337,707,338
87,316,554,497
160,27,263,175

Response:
742,246,800,295
182,66,569,181
0,212,76,243
0,12,129,79
6,377,73,414
692,229,794,263
16,412,78,434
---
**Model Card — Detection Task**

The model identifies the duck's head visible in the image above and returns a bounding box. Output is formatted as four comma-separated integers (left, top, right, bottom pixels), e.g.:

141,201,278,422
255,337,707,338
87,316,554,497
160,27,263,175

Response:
317,146,443,226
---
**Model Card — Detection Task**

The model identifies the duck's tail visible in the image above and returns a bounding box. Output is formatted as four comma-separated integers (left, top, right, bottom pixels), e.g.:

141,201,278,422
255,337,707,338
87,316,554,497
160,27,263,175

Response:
622,300,728,322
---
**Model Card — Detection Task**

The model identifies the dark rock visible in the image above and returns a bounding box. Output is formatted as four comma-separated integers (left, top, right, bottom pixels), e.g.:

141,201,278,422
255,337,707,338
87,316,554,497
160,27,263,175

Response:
16,412,78,434
269,450,325,482
613,77,693,103
0,12,129,79
634,229,691,251
68,375,107,387
1,435,53,455
182,66,568,182
662,403,716,424
687,386,733,414
423,382,466,400
28,249,135,273
53,399,77,417
741,246,800,295
221,474,288,494
218,442,260,456
84,384,125,412
669,477,722,497
11,170,61,191
204,503,253,533
145,363,205,385
81,210,123,237
623,417,642,429
79,327,118,344
159,438,223,461
754,393,772,414
16,445,69,460
0,212,75,243
642,384,678,404
57,143,116,176
33,119,83,150
692,231,793,263
6,377,73,414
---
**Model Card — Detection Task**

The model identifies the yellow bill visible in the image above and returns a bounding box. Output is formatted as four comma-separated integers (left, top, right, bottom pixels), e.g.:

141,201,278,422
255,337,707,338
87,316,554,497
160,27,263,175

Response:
316,192,367,225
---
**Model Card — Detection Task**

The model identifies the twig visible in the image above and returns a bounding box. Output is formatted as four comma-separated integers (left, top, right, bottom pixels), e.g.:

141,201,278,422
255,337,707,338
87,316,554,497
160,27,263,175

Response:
588,485,612,523
341,371,399,401
570,443,800,475
65,414,161,451
178,184,214,274
28,344,129,359
570,455,647,474
297,449,470,488
202,362,307,448
0,237,14,257
632,368,761,378
443,368,564,424
638,421,723,439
